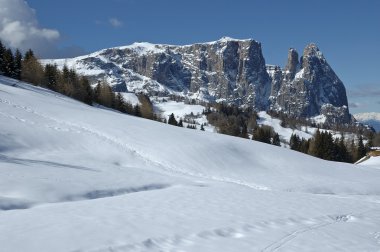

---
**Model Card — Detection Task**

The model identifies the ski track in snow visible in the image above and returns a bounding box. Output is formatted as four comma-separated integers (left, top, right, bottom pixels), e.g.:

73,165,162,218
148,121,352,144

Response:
81,213,358,252
0,96,270,192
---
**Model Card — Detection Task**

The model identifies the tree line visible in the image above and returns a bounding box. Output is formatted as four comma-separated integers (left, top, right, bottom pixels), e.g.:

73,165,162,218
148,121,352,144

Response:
289,130,372,163
0,41,156,121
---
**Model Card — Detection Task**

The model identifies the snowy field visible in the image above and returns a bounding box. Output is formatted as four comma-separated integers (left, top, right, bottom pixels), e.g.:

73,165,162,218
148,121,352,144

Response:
1,76,380,252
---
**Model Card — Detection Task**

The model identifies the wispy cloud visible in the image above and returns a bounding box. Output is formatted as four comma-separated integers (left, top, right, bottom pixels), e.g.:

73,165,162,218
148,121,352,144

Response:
347,84,380,98
0,0,85,58
348,102,361,108
109,18,123,28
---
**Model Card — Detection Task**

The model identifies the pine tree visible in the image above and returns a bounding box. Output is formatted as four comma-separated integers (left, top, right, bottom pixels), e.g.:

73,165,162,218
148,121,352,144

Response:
200,124,205,131
13,49,22,80
3,48,15,77
78,76,93,105
356,135,366,160
178,118,183,127
272,133,281,146
168,113,178,126
349,139,357,162
43,64,59,90
252,126,272,144
134,105,141,117
115,93,126,112
240,124,249,139
290,133,301,151
308,129,322,158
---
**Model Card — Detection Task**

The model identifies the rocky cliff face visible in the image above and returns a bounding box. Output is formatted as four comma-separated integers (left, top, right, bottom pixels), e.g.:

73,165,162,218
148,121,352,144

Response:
43,37,351,124
269,44,350,124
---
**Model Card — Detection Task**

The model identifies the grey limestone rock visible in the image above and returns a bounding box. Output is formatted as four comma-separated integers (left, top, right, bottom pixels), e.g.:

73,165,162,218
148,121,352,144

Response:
50,38,351,124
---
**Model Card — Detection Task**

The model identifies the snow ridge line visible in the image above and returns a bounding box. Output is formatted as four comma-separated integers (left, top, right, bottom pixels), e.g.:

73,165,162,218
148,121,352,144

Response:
0,96,270,191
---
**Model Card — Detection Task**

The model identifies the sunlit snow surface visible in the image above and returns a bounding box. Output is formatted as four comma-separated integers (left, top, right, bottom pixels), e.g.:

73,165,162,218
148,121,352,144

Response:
1,76,380,252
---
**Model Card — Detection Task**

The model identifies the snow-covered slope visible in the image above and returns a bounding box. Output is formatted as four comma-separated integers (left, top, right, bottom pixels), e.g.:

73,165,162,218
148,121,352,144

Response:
355,112,380,132
358,156,380,168
1,76,380,252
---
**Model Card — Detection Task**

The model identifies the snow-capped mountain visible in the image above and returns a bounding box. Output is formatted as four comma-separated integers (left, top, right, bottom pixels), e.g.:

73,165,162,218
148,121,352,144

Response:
1,76,380,251
354,112,380,132
43,37,351,124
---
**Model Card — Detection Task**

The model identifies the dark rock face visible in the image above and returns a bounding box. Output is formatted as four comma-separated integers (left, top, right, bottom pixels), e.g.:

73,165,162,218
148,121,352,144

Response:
269,44,350,124
51,38,351,124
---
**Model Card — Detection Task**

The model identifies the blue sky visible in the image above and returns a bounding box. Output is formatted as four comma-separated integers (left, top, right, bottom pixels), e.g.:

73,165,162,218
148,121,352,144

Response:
2,0,379,113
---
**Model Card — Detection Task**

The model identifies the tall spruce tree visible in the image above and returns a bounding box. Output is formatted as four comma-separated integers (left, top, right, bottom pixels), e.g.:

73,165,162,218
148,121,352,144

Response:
168,113,178,126
3,48,15,77
13,49,22,80
272,133,281,146
43,64,59,90
357,135,366,160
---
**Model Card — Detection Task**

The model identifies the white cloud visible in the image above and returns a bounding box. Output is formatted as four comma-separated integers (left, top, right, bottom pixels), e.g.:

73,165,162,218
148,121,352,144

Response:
0,0,86,58
0,0,61,57
109,18,123,28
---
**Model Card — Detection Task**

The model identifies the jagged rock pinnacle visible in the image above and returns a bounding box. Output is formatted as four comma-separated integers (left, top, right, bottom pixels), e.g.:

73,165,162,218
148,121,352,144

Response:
285,48,299,79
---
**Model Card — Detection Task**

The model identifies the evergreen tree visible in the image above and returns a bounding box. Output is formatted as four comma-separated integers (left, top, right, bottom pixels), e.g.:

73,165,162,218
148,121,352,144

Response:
240,124,249,139
349,139,357,162
252,126,272,144
337,135,350,162
3,48,15,77
115,93,126,113
272,133,281,146
356,135,366,160
200,124,205,131
168,113,178,126
290,133,301,151
78,76,93,105
133,105,141,117
308,129,323,158
178,118,183,127
13,49,22,80
43,64,59,90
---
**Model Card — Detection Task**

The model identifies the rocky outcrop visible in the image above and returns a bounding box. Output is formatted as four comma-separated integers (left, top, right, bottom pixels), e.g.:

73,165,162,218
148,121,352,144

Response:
44,38,352,124
269,44,350,124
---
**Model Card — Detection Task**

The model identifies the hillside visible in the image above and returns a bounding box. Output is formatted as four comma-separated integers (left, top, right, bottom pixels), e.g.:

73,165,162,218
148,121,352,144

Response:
1,76,380,251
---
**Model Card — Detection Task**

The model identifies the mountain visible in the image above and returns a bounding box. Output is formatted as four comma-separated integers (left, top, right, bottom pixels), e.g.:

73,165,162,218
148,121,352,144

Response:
43,37,351,124
354,112,380,132
1,76,380,251
268,44,350,124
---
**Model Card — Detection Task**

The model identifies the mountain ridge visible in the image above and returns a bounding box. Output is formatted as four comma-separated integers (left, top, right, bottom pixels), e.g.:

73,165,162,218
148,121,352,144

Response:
42,37,351,124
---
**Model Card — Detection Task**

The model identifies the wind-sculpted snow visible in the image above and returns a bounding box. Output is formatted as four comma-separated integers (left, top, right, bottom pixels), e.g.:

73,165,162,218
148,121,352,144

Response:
1,76,380,251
